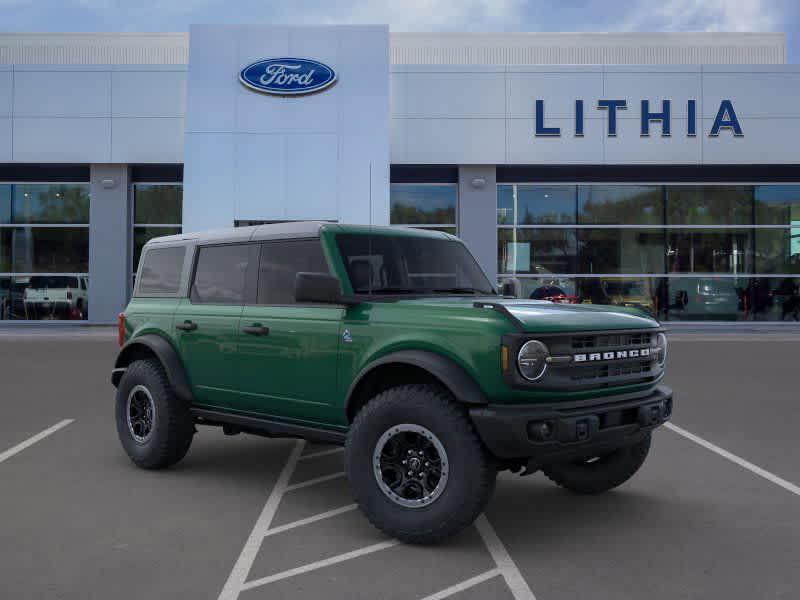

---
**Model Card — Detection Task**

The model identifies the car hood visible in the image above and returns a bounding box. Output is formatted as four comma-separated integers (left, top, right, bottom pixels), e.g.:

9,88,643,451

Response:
391,296,660,333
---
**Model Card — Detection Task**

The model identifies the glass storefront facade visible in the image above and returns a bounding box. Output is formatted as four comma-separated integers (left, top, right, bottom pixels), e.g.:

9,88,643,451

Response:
2,168,796,325
0,183,90,320
497,184,800,321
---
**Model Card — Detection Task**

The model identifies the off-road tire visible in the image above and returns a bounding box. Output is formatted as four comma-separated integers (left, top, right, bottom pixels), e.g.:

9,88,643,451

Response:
115,358,194,469
345,384,496,544
543,434,651,494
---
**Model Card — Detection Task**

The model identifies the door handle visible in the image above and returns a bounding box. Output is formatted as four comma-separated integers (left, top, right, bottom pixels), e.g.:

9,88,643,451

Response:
242,324,269,336
175,320,197,331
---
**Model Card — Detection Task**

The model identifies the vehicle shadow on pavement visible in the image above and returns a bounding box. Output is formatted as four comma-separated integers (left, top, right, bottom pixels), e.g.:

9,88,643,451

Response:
109,432,297,490
491,473,668,536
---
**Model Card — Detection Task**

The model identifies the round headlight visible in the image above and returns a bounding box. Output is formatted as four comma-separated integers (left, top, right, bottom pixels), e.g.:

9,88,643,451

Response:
655,332,668,366
517,340,550,381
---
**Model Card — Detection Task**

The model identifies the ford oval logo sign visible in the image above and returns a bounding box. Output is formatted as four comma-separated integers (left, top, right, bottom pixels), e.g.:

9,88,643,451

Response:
239,58,337,96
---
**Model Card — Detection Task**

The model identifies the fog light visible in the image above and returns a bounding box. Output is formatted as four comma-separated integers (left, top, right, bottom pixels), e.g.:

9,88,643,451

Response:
528,420,554,441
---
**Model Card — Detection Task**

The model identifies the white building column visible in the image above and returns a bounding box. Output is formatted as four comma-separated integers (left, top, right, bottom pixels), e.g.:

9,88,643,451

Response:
458,166,497,283
89,164,130,324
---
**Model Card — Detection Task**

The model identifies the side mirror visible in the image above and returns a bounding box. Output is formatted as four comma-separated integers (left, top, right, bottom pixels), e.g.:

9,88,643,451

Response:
295,272,345,304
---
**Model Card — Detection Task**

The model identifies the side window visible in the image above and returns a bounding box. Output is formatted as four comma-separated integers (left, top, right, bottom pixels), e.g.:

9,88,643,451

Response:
257,239,329,305
191,244,251,304
136,246,186,296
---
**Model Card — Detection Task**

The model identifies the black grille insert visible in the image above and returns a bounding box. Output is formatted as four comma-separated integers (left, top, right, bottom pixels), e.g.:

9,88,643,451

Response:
571,332,653,350
570,360,652,382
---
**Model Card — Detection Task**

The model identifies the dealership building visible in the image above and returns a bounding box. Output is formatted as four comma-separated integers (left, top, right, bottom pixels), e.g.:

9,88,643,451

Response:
0,27,799,324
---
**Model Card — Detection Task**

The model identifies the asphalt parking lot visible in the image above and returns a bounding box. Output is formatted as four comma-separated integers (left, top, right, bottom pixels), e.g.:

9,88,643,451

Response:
1,328,799,599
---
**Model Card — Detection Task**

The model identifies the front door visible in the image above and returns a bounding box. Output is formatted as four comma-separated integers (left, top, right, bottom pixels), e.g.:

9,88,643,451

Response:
234,239,343,425
174,243,256,409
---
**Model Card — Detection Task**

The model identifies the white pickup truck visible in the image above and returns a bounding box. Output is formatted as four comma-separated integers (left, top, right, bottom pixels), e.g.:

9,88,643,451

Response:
23,275,88,319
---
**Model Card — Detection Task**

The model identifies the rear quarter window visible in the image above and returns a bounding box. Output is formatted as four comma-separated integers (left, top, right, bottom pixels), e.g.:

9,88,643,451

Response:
190,244,252,305
136,246,186,296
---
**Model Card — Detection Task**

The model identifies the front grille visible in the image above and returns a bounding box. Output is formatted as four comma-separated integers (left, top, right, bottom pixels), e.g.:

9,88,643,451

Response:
572,332,653,350
530,329,663,390
570,360,652,382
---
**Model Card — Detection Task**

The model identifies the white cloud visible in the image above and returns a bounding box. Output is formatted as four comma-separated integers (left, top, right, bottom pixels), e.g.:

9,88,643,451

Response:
622,0,780,32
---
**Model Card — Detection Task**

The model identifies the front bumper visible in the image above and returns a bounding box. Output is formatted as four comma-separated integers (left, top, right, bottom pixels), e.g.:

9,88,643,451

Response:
469,385,672,462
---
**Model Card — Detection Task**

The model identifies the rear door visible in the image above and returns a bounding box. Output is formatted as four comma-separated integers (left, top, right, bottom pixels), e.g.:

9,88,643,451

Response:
174,243,257,409
234,239,343,424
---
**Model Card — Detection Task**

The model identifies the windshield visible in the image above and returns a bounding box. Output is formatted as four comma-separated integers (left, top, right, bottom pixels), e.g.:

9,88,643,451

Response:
335,233,495,295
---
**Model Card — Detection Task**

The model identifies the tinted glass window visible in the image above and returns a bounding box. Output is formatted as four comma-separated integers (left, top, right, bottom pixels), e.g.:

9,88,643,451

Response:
755,228,800,274
257,240,329,305
4,184,90,224
754,185,800,225
664,277,748,321
0,181,90,321
1,227,89,273
28,276,80,289
390,184,456,225
191,244,250,304
134,184,182,225
666,229,753,274
666,186,752,225
578,229,665,274
498,228,577,274
498,185,576,225
336,233,494,295
136,246,186,296
578,185,662,225
753,277,800,321
0,185,10,223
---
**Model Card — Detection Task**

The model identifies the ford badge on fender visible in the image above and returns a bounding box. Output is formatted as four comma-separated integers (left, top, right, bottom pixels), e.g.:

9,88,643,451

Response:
239,58,337,95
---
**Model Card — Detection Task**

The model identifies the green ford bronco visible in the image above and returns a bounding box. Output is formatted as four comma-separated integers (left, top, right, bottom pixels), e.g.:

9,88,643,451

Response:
112,222,672,544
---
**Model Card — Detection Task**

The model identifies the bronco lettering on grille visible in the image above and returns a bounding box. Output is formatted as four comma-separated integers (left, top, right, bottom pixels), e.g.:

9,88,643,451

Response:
574,348,651,362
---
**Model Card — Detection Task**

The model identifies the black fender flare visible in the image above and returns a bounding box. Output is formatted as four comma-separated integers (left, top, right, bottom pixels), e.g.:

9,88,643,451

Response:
112,334,193,404
344,350,487,419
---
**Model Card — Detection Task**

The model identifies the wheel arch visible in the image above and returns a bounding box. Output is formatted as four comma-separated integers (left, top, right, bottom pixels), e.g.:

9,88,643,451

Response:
112,334,193,404
344,350,487,423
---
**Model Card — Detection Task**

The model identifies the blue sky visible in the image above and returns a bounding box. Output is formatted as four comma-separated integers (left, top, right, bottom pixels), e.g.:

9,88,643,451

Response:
1,0,798,62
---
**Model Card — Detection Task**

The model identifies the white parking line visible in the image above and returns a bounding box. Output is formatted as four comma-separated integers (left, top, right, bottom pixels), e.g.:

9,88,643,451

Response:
240,539,401,591
475,514,537,600
298,447,344,461
218,440,305,600
220,439,538,600
0,419,74,464
418,568,501,600
665,422,800,497
285,471,346,492
263,504,358,538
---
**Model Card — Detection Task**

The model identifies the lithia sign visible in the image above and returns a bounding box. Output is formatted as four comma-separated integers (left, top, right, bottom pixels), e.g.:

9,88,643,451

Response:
535,99,743,138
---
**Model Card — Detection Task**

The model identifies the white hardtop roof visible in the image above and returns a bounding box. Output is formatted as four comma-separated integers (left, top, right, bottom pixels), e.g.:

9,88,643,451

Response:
145,221,329,247
143,221,453,249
